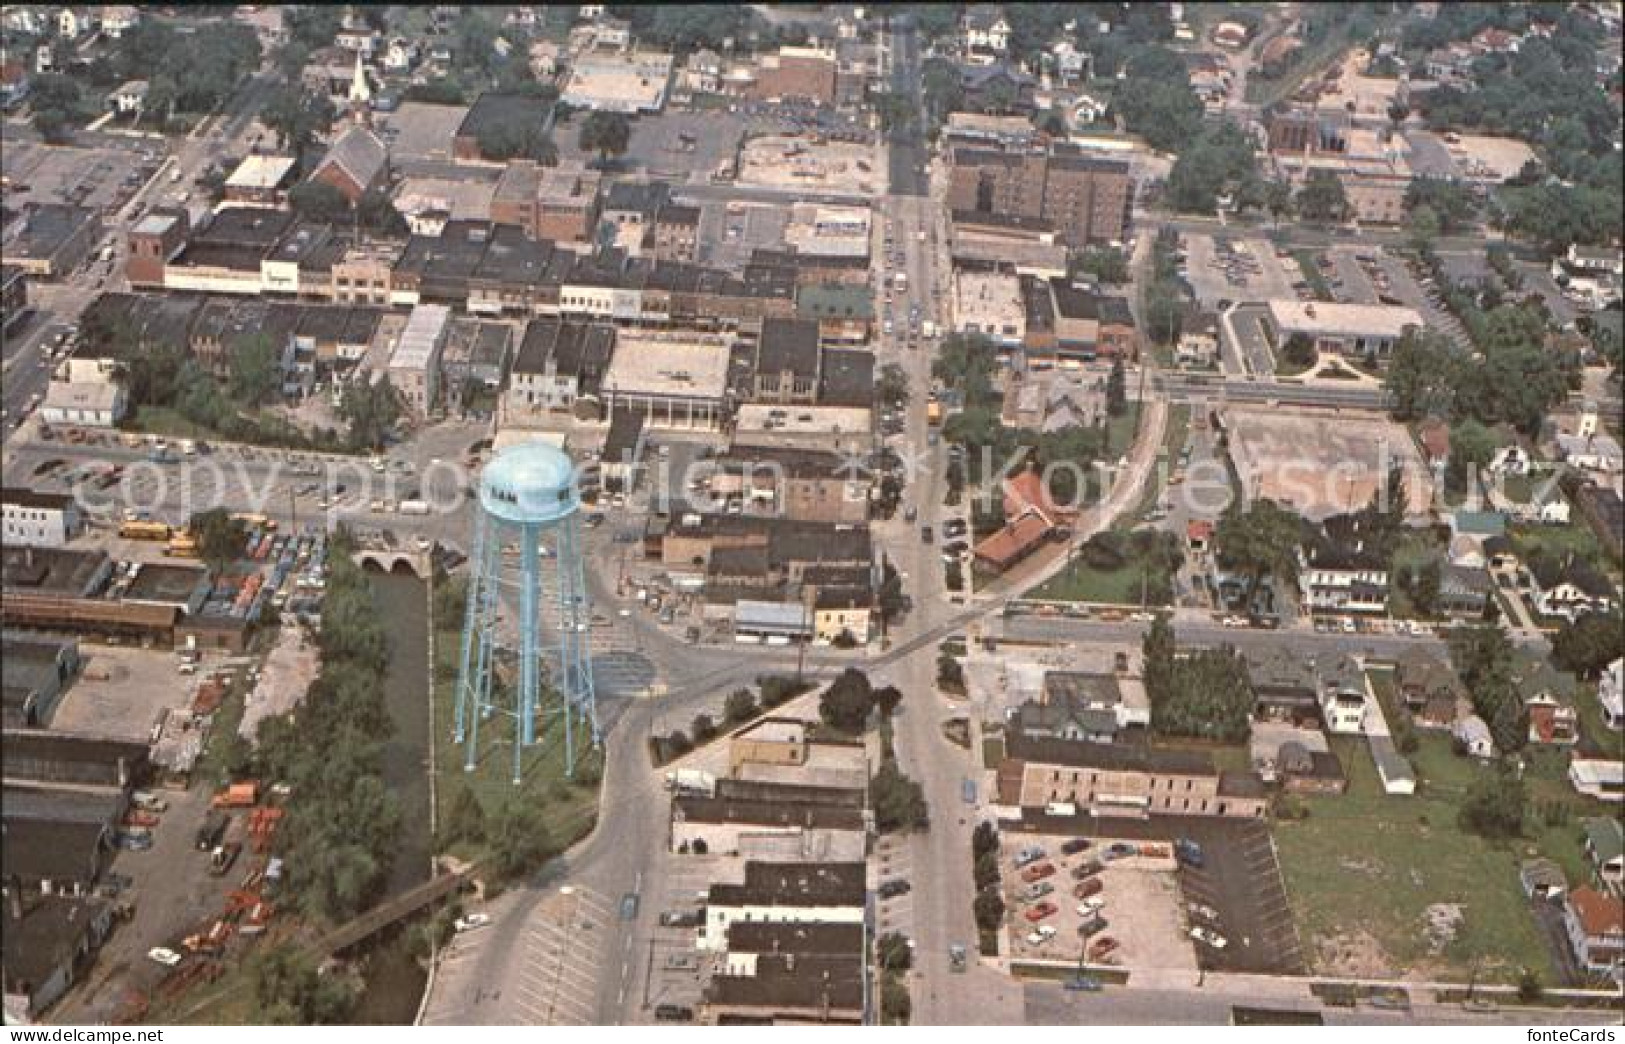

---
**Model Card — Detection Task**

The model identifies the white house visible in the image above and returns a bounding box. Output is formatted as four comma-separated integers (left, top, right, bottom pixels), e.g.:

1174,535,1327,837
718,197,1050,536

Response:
1528,556,1617,622
1452,714,1495,759
41,381,126,428
1570,759,1625,803
962,5,1011,63
57,8,87,38
98,5,140,39
1319,657,1369,734
1,488,82,548
1489,444,1533,476
107,79,147,115
1600,658,1624,732
381,37,418,73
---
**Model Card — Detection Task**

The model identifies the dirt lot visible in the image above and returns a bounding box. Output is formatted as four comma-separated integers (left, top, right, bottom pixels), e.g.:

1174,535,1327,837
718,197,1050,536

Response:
51,644,197,741
1223,407,1432,521
737,135,880,195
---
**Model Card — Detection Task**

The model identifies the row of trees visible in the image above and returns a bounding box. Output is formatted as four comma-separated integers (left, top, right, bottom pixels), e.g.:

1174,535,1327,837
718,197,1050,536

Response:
1142,616,1255,742
249,536,400,923
649,675,812,765
1447,624,1528,754
1385,307,1578,436
971,820,1005,954
1141,228,1186,347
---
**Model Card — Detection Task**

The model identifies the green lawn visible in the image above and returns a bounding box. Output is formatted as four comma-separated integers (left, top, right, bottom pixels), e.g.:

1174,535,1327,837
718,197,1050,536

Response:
1511,522,1608,571
1275,734,1555,982
1575,682,1625,761
1294,251,1334,302
1030,557,1166,605
430,605,602,862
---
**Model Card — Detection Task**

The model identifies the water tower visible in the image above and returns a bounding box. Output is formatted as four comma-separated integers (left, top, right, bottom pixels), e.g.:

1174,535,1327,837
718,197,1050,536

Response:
453,442,600,783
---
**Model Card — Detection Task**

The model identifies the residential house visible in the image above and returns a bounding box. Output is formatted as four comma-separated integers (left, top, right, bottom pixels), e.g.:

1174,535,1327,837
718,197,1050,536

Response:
1298,540,1389,616
1600,658,1624,732
1318,655,1368,735
1527,555,1616,621
962,5,1011,63
1520,858,1569,902
2,488,82,548
1527,690,1580,746
1451,714,1495,759
1012,670,1151,744
1583,817,1624,893
1563,886,1624,976
1570,759,1624,803
1395,651,1463,728
106,80,147,115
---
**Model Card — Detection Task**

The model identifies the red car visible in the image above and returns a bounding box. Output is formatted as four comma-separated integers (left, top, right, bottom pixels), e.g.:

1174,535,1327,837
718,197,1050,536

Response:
1020,861,1057,884
1073,876,1103,900
1087,936,1119,961
1024,901,1059,923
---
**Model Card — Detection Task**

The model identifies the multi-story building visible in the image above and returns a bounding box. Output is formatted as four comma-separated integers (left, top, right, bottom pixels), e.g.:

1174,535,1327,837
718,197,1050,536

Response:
507,319,616,414
2,489,81,548
491,160,602,243
387,304,451,415
997,734,1269,818
948,147,1132,246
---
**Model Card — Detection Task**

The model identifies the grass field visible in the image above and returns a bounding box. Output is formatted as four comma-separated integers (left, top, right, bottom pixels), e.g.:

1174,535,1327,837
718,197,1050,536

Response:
1029,555,1167,605
1274,733,1556,982
1119,403,1192,530
429,591,602,864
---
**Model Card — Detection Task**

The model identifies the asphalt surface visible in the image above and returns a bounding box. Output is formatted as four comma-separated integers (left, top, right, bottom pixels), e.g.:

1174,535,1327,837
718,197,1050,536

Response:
885,20,930,198
1156,375,1391,410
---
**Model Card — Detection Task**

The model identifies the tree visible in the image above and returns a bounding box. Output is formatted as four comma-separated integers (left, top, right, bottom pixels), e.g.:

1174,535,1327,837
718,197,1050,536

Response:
690,713,718,743
229,333,282,406
1550,611,1625,679
476,119,557,163
875,90,917,137
1165,120,1259,214
1295,170,1350,223
1105,357,1127,417
973,820,999,860
876,363,910,409
877,931,914,972
1216,499,1305,599
1263,179,1294,224
438,782,487,847
340,376,403,450
871,760,929,833
1114,46,1203,154
723,688,757,724
1445,419,1498,498
189,508,247,572
1405,177,1478,234
1070,246,1130,285
262,85,335,158
487,797,560,881
252,943,357,1024
972,888,1005,932
1283,332,1318,369
288,180,352,224
578,110,631,167
1408,203,1442,254
1459,763,1526,839
1385,330,1462,422
873,685,904,719
881,976,912,1025
819,668,874,732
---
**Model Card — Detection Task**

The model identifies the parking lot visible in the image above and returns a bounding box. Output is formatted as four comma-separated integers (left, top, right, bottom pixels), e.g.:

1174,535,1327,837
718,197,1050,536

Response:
634,854,726,1022
49,644,201,741
1182,236,1299,308
2,140,155,213
737,135,881,196
1000,831,1193,972
1002,815,1305,978
1371,252,1472,351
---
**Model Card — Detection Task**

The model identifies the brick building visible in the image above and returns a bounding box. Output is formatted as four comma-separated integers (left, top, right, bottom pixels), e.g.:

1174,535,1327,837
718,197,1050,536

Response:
948,146,1132,246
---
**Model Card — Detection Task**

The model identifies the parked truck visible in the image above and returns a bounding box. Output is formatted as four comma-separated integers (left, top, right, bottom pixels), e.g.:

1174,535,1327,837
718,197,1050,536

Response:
208,841,242,876
211,782,258,809
398,499,431,516
664,768,716,798
195,810,228,851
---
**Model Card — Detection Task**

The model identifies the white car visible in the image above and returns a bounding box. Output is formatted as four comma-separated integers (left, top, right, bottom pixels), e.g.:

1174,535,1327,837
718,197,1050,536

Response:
1025,926,1058,945
1190,926,1228,949
1340,618,1356,633
1127,611,1155,623
454,913,492,933
1076,899,1106,915
147,947,183,967
1221,616,1248,628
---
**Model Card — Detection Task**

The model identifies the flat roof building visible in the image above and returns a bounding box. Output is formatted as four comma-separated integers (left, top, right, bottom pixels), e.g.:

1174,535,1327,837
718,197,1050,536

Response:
601,330,732,430
1265,299,1423,358
389,303,451,414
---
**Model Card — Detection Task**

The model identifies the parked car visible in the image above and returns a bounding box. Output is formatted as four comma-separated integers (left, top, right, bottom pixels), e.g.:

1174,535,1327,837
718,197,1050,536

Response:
1024,901,1059,923
1175,838,1205,869
1013,845,1046,869
1019,861,1056,884
1060,838,1092,856
1021,881,1055,902
1073,876,1103,900
147,947,183,967
1025,925,1058,945
1087,936,1120,961
455,913,492,933
654,1004,695,1022
878,878,911,899
1190,925,1228,949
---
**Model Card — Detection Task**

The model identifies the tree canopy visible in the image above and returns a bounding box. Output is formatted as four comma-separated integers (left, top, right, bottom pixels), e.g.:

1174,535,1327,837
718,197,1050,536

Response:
578,110,631,167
